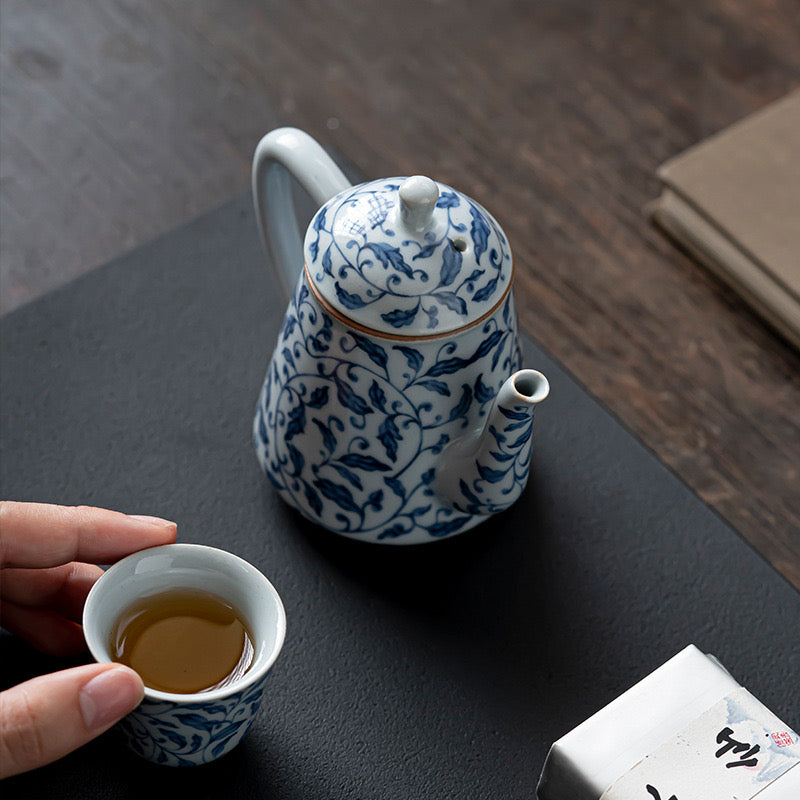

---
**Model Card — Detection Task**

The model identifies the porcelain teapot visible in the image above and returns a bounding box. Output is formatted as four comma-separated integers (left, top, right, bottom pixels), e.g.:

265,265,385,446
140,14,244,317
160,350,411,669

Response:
251,128,549,544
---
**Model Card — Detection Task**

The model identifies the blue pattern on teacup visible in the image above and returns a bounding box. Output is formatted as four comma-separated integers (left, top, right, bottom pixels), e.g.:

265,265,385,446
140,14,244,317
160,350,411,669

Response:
303,178,512,335
254,278,533,544
118,678,267,767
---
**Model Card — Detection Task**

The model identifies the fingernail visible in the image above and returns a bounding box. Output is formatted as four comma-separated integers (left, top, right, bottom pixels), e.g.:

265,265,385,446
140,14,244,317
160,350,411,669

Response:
128,514,176,528
80,667,144,731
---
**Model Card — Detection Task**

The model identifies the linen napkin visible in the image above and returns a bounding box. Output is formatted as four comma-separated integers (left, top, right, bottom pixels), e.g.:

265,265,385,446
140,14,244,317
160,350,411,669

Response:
649,90,800,350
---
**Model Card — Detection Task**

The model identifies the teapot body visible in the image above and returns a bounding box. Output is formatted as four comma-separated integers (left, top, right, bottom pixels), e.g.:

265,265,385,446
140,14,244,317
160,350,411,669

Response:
251,128,548,545
254,271,523,544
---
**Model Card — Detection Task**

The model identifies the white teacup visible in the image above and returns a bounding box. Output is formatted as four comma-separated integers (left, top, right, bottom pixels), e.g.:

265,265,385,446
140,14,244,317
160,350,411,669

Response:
83,544,286,767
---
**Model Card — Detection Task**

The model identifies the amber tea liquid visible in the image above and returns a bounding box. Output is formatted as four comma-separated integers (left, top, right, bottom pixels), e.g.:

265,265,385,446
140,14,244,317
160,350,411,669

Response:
110,588,254,694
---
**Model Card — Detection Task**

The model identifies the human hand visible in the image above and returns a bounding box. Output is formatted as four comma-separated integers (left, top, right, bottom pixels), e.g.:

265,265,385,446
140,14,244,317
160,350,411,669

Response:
0,502,177,778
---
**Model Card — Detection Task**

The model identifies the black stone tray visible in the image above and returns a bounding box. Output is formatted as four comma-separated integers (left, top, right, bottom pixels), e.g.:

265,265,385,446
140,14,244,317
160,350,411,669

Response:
2,194,798,799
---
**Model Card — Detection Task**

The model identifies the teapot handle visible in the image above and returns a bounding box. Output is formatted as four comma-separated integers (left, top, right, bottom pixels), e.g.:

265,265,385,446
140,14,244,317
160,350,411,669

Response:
252,128,352,300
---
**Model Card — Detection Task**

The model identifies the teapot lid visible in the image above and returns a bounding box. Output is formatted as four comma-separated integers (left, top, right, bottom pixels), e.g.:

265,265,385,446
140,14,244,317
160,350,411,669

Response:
303,176,513,336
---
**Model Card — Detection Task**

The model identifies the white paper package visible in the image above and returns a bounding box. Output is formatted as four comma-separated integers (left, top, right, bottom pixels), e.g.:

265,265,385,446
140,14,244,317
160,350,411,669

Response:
536,645,800,800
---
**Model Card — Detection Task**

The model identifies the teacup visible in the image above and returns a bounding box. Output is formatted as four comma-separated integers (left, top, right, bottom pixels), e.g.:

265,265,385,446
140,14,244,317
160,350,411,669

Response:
83,544,286,767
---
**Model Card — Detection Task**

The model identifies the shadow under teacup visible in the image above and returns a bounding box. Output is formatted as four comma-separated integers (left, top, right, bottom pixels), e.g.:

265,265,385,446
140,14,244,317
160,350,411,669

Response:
83,544,286,767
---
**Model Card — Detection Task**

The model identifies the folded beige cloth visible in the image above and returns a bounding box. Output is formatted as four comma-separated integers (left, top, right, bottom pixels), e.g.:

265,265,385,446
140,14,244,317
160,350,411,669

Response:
650,90,800,350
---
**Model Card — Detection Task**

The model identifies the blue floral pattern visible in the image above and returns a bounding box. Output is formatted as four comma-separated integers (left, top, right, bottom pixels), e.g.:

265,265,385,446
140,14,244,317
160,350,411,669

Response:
303,178,513,335
254,276,532,544
445,396,540,517
119,678,267,767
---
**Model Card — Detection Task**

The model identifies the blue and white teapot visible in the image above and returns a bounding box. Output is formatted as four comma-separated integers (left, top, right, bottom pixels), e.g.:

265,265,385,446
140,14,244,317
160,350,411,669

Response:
252,128,549,544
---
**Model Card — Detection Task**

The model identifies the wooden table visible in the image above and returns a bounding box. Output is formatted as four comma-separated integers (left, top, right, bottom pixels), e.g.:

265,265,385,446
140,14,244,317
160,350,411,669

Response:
2,0,799,588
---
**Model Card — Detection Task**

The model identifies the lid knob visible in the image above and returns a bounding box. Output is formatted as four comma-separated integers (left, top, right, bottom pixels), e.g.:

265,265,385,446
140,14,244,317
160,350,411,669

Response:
399,176,439,232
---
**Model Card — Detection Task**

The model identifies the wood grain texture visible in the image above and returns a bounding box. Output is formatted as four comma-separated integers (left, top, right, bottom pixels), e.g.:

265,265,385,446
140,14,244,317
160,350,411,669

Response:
2,0,799,587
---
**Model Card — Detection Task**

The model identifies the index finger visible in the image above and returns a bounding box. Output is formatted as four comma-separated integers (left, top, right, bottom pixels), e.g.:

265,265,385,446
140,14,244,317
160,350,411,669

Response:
0,502,177,568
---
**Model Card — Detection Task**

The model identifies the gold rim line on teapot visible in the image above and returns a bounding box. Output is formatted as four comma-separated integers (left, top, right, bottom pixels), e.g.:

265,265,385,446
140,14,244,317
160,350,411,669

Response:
301,259,516,342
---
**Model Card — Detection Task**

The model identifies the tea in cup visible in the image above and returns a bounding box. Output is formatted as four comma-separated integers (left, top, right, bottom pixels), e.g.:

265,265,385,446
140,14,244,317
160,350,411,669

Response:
83,544,286,766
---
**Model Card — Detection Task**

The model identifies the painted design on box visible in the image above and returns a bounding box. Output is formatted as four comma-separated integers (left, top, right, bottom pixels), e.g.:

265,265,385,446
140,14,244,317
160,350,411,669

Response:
600,687,800,800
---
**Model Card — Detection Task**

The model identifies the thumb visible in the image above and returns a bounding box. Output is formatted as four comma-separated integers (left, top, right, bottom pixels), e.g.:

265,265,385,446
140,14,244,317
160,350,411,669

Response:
0,663,143,778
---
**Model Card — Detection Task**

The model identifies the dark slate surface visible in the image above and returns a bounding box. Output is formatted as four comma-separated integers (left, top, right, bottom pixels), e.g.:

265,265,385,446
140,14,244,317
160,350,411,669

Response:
1,194,798,799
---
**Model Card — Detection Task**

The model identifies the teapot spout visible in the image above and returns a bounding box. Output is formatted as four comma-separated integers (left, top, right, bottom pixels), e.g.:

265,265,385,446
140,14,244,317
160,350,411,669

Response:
436,370,549,516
